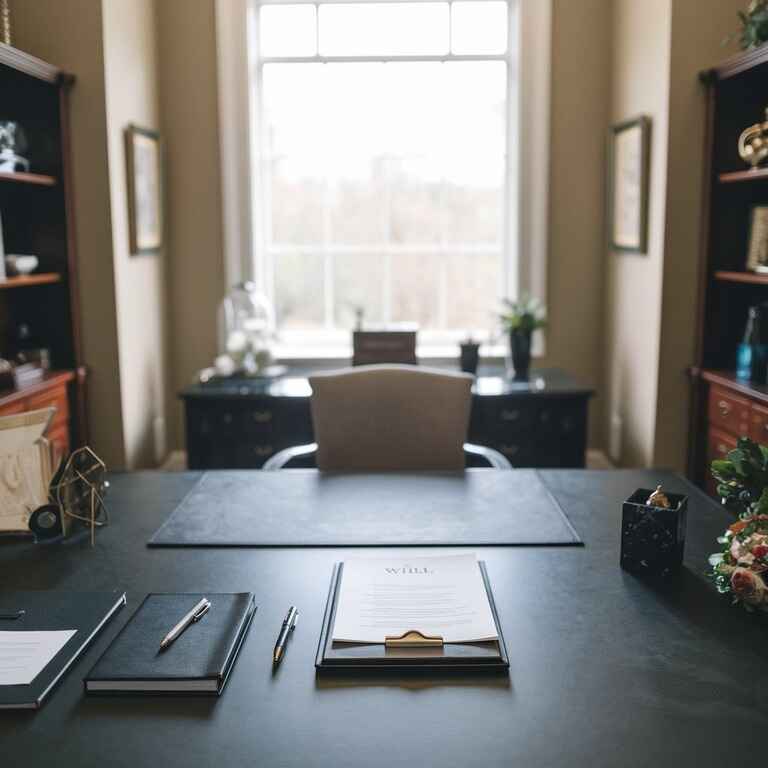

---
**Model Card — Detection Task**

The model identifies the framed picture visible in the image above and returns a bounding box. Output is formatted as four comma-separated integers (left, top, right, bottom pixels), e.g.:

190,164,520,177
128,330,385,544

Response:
747,206,768,273
609,116,651,253
125,124,162,254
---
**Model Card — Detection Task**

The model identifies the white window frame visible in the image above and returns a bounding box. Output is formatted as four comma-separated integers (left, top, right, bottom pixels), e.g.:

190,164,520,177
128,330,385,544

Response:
216,0,550,359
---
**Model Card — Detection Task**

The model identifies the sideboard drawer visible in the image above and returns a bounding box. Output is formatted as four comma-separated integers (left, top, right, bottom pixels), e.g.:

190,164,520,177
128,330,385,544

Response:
48,424,70,463
27,384,69,430
708,427,738,462
708,386,750,436
750,402,768,445
0,400,25,417
707,427,738,497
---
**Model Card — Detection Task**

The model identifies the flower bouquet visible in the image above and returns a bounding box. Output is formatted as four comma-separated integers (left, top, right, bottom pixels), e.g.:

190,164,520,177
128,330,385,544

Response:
709,436,768,611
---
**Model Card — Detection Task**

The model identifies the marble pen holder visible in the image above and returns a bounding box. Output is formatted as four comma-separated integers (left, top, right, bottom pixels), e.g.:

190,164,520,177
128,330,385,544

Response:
620,488,688,581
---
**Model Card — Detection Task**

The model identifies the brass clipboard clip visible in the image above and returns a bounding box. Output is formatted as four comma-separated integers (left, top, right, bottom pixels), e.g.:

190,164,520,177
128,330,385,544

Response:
384,630,444,648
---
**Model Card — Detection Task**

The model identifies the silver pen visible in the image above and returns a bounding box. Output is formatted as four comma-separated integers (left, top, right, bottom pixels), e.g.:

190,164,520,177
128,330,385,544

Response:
159,598,211,651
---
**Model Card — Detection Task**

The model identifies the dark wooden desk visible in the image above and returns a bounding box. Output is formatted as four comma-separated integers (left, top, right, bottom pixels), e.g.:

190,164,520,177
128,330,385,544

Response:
1,469,767,767
180,367,594,469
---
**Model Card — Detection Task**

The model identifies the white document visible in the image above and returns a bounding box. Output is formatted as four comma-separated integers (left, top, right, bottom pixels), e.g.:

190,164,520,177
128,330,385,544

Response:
332,554,498,644
0,630,77,685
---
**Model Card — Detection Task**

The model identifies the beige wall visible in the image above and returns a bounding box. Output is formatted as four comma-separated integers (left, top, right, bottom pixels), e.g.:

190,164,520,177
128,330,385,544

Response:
155,0,225,450
541,0,611,446
605,0,671,467
102,0,168,468
10,0,126,468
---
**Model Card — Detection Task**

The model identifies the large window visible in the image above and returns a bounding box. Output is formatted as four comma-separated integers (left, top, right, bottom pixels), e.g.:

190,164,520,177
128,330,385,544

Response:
250,0,517,348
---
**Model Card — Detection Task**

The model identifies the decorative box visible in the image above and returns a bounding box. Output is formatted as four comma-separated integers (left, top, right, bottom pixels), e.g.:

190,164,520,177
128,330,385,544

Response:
620,488,688,580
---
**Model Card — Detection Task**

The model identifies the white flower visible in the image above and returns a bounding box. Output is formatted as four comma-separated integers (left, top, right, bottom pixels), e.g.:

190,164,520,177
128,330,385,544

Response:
214,355,236,377
226,330,249,355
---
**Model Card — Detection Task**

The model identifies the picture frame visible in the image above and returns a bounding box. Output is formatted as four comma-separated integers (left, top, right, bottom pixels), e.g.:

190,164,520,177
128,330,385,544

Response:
609,116,651,254
124,124,162,255
746,205,768,273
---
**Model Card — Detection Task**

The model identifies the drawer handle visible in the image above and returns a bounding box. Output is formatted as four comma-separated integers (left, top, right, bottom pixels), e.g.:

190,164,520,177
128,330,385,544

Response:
499,444,519,456
252,410,272,423
254,445,273,457
718,400,731,417
500,409,520,422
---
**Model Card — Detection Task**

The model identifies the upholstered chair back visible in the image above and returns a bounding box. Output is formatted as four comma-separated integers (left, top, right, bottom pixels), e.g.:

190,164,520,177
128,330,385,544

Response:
308,365,473,472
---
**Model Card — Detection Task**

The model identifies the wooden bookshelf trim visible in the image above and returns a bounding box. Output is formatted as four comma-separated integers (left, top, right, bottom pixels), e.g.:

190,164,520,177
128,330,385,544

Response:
700,369,768,408
0,171,57,187
0,273,62,289
719,167,768,184
714,270,768,285
0,370,75,409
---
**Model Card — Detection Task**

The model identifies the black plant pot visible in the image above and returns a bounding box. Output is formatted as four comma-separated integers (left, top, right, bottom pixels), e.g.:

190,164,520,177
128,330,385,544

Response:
459,342,480,374
509,330,532,381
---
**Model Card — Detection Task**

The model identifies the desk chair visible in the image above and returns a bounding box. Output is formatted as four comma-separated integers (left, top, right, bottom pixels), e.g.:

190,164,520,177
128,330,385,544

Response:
263,364,511,471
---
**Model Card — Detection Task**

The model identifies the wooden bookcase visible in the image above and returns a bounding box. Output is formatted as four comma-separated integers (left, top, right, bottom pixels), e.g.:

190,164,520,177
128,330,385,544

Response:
690,46,768,494
0,42,86,456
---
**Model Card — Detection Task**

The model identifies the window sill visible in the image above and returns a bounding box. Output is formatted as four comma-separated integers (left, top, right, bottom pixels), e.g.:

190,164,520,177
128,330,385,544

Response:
273,343,509,367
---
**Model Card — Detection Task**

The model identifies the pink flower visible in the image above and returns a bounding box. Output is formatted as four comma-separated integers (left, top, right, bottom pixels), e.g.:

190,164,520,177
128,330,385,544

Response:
731,568,767,604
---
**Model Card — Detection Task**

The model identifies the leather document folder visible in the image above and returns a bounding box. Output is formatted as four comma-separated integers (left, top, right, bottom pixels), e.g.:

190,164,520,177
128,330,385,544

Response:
315,562,509,672
0,591,126,709
85,593,255,695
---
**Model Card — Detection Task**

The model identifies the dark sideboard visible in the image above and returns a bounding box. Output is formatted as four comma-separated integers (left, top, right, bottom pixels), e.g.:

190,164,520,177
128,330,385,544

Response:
179,367,593,470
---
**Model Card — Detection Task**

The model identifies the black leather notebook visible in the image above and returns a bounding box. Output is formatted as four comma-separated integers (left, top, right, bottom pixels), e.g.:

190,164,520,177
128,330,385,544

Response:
85,593,256,695
0,591,126,710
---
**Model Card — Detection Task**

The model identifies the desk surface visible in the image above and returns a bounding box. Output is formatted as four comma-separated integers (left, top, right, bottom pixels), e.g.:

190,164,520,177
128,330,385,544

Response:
1,469,766,767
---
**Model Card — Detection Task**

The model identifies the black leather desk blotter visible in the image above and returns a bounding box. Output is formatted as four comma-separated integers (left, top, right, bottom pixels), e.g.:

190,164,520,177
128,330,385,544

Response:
147,469,582,547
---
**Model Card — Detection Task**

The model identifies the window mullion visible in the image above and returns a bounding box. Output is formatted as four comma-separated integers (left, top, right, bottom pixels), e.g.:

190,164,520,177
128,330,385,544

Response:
383,151,392,324
323,174,334,330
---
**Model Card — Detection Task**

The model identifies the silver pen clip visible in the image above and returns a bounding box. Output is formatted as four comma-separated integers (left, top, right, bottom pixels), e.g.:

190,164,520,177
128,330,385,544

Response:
290,611,299,630
193,600,211,622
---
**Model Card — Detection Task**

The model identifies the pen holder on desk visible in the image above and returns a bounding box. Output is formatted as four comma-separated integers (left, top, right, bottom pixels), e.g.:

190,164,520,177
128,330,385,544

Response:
620,488,688,581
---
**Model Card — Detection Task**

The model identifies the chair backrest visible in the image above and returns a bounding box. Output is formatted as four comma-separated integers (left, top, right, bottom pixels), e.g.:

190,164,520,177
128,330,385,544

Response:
309,365,474,471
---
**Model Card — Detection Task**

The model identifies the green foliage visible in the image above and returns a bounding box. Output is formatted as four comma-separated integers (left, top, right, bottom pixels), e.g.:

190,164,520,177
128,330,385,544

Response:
499,295,546,334
710,436,768,518
730,1,768,50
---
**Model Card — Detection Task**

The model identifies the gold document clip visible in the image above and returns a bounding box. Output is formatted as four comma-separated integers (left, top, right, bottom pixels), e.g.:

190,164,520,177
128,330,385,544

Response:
384,630,444,648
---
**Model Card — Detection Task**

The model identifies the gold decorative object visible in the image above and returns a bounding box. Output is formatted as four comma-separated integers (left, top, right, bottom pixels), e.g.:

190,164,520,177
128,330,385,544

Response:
739,108,768,169
0,0,10,47
646,485,671,509
51,446,109,546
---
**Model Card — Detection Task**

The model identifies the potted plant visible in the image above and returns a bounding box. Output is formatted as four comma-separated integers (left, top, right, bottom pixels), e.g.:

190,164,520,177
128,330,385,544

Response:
499,296,546,381
459,335,480,374
729,0,768,50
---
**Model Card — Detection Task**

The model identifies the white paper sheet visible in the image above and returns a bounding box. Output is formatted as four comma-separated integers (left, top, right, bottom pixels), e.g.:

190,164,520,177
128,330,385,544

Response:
332,554,498,643
0,630,77,685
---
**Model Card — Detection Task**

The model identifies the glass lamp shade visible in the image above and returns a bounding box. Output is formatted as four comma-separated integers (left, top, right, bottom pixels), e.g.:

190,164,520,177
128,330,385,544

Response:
218,282,276,364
